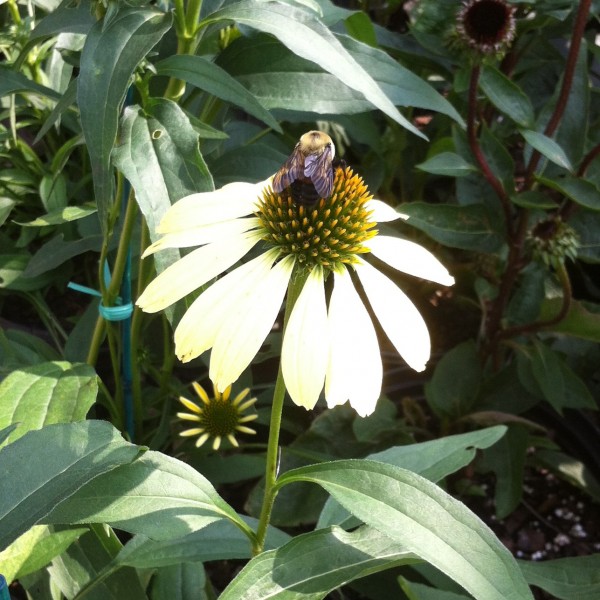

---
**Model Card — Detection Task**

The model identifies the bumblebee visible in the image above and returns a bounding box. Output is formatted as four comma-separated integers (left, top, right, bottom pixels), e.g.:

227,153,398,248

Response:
272,130,335,206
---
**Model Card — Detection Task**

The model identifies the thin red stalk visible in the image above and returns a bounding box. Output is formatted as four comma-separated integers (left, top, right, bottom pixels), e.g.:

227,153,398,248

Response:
524,0,592,186
467,64,513,232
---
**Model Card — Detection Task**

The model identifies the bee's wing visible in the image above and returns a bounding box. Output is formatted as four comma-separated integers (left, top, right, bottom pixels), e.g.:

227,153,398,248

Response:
304,144,334,198
272,144,304,192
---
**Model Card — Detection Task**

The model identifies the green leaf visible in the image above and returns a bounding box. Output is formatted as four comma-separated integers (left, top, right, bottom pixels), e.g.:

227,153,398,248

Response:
217,33,463,124
220,526,418,600
34,78,78,145
506,263,546,326
571,209,600,262
48,525,147,600
155,55,281,132
202,1,425,137
520,130,573,172
17,204,97,227
344,11,377,47
480,67,534,129
480,126,515,192
518,555,600,600
538,298,600,341
0,426,17,446
553,41,590,167
117,518,289,568
150,563,208,600
78,7,172,233
0,65,61,100
318,427,507,529
0,197,16,227
518,343,595,413
39,173,68,212
399,577,471,600
478,426,528,519
277,460,533,600
0,420,143,551
45,450,249,542
416,153,476,177
401,202,504,252
533,449,600,503
30,0,96,39
510,190,557,209
22,234,102,278
0,525,87,582
209,142,286,185
0,330,60,373
0,254,55,291
425,341,482,419
113,101,213,279
0,361,98,446
528,340,565,409
538,175,600,211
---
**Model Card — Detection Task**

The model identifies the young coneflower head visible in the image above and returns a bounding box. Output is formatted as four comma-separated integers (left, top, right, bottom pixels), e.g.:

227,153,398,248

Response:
177,382,258,450
528,217,578,268
456,0,516,56
138,159,454,417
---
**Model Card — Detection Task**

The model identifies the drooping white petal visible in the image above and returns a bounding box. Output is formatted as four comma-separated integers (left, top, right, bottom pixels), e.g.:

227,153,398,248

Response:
281,267,328,410
137,231,261,313
174,249,282,363
368,235,455,286
356,260,431,372
210,255,294,391
326,267,382,417
157,179,270,234
365,199,408,223
142,218,260,257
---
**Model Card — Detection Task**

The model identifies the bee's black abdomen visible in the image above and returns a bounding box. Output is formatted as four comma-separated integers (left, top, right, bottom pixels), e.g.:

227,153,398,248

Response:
290,179,320,206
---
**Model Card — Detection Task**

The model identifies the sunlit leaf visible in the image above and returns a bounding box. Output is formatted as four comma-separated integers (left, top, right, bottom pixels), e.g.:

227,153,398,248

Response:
155,55,281,132
78,7,172,233
318,426,507,529
201,1,424,137
416,152,476,177
45,451,251,543
0,361,97,446
219,526,419,600
278,460,533,600
0,421,143,550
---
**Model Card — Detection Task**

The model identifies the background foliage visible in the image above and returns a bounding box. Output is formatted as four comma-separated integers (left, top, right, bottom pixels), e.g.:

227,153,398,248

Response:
1,0,599,598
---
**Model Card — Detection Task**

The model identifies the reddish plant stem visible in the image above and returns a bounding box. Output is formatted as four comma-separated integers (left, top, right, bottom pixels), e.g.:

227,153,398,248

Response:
483,209,530,367
524,0,592,187
484,1,591,364
467,63,523,363
467,64,513,232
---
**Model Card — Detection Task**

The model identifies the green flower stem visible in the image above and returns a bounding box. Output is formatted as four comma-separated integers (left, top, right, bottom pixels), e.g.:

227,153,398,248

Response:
130,224,152,437
85,184,139,438
6,0,21,25
164,0,204,101
253,266,310,555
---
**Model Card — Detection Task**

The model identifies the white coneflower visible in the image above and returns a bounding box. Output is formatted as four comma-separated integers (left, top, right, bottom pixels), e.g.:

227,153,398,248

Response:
138,164,454,417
